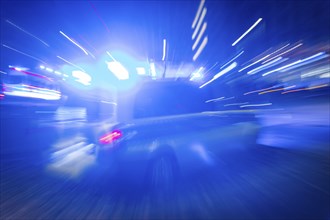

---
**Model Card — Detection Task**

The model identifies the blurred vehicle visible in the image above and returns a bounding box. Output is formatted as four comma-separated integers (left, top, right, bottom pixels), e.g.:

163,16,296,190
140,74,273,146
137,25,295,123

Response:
0,66,63,112
95,79,260,191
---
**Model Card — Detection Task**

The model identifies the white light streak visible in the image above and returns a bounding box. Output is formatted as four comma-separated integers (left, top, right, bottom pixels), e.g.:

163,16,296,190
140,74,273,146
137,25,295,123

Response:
279,52,328,72
240,103,272,108
106,51,117,62
220,51,244,69
54,71,62,76
162,39,167,61
243,85,278,95
205,97,224,103
262,43,303,64
4,89,61,100
263,52,328,77
262,60,302,77
192,0,205,29
232,18,263,46
247,57,287,75
59,31,88,55
57,56,85,72
6,20,50,47
239,54,270,72
301,65,329,78
193,36,208,61
45,67,54,73
264,43,290,59
199,62,237,88
320,73,330,78
214,62,237,79
224,102,249,107
192,7,207,40
40,65,45,69
193,22,207,51
3,44,47,64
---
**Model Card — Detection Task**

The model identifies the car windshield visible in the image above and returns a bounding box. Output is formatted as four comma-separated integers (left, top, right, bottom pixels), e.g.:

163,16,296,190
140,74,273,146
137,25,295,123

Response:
134,81,209,118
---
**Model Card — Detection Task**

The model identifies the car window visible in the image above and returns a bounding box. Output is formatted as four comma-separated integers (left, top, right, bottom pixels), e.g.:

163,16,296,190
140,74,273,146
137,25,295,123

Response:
133,81,207,119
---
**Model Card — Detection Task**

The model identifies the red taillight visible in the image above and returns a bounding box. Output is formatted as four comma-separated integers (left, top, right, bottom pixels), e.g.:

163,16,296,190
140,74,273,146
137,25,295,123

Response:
99,130,122,144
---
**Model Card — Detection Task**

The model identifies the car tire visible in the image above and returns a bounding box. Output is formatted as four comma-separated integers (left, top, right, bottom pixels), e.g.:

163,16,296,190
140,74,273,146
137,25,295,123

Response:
147,154,178,197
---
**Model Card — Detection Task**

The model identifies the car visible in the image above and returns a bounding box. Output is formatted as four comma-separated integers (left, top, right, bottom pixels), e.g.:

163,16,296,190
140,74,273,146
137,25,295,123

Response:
93,78,260,191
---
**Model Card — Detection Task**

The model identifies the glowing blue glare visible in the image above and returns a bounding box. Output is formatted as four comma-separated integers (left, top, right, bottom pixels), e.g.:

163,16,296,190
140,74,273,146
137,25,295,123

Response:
136,67,146,75
72,70,92,85
107,61,129,80
190,67,204,81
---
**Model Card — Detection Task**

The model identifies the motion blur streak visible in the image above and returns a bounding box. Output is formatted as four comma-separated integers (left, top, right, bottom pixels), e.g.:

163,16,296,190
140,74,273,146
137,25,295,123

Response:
224,102,249,106
192,8,207,40
6,20,50,47
220,51,244,69
282,84,328,94
244,85,279,95
259,86,296,95
262,43,303,64
239,55,269,72
162,39,167,61
191,0,205,29
301,65,329,78
232,18,263,46
279,52,329,72
192,22,207,50
4,86,61,100
240,103,272,108
56,56,86,72
263,52,329,76
59,31,89,55
247,57,286,75
205,96,224,103
2,44,47,64
199,62,237,88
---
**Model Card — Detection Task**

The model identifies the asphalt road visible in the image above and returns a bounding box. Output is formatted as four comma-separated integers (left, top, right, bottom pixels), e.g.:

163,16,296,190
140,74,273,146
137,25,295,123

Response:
0,106,329,219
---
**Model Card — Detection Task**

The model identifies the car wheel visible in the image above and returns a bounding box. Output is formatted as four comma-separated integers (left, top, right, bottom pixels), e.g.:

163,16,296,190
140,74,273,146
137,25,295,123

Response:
147,154,178,197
